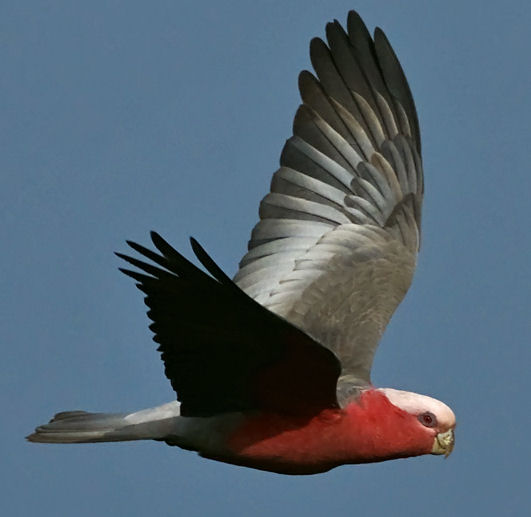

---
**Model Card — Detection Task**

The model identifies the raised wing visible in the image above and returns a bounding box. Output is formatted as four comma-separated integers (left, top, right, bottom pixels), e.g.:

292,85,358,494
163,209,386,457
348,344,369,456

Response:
117,232,341,417
234,11,423,388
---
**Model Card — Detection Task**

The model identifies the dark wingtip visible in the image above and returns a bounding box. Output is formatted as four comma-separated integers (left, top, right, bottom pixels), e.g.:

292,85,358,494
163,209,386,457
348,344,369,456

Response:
373,26,389,47
309,36,325,51
347,9,363,26
325,20,341,43
189,237,233,285
150,231,178,260
325,21,336,32
298,69,316,92
347,9,371,40
189,236,206,264
150,231,164,246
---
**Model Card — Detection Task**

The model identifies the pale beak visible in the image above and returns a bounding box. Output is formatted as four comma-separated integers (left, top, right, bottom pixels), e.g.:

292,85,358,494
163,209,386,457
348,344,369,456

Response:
431,429,455,457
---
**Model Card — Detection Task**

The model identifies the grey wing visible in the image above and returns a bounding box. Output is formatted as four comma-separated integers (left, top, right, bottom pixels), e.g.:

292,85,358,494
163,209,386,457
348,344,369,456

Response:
234,12,423,388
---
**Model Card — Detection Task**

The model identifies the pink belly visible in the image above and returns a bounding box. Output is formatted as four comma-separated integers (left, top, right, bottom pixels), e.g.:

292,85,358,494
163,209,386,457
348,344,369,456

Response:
220,409,351,474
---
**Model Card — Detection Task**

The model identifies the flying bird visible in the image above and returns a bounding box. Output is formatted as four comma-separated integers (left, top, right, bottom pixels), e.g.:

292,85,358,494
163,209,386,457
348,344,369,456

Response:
28,10,456,475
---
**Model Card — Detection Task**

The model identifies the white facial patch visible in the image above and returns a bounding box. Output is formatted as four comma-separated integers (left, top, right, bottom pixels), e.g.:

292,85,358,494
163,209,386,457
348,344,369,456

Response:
378,388,456,430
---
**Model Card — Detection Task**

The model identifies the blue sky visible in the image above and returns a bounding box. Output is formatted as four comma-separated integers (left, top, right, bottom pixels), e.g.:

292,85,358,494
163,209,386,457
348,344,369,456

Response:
3,1,531,515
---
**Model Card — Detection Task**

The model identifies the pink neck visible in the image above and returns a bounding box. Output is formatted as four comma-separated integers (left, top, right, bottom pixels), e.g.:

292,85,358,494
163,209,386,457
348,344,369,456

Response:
340,389,434,462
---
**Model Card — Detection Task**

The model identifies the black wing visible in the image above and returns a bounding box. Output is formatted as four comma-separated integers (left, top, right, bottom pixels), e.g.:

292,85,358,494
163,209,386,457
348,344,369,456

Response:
117,232,341,417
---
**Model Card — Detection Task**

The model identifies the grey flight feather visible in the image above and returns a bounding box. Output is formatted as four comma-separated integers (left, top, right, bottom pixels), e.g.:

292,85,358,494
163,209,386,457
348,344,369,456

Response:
234,11,423,391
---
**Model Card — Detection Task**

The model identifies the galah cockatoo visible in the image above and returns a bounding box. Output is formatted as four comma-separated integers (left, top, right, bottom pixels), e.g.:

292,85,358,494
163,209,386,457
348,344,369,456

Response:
28,10,456,475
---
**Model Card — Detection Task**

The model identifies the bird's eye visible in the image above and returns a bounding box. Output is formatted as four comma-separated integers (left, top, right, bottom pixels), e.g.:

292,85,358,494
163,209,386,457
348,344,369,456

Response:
418,412,437,428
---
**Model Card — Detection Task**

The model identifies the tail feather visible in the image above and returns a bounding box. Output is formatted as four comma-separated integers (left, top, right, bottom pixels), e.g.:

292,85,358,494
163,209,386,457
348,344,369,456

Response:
26,402,181,444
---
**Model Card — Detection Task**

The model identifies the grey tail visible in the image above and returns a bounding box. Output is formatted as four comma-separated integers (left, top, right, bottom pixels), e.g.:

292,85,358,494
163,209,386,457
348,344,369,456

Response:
26,402,181,444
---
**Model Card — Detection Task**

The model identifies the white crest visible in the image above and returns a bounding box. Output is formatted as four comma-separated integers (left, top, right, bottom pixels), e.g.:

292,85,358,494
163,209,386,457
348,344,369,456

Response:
378,388,456,430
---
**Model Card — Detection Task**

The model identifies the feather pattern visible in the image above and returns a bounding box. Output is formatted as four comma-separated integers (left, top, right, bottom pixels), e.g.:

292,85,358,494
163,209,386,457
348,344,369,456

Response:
234,11,423,390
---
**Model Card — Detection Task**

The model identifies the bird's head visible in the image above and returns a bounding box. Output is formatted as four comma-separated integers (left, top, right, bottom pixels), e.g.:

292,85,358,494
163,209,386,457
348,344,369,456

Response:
378,388,456,457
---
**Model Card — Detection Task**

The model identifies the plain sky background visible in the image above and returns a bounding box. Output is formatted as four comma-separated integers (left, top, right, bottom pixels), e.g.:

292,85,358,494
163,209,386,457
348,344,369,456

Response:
3,1,531,515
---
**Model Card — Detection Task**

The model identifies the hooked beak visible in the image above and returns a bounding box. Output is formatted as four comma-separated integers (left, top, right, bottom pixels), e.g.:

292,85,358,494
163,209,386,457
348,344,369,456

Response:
431,429,455,457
